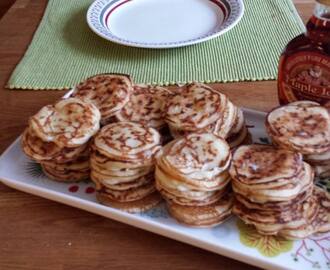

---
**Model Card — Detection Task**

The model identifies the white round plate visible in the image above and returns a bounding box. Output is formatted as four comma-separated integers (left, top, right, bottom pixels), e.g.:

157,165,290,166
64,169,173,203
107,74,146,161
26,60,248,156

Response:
87,0,244,49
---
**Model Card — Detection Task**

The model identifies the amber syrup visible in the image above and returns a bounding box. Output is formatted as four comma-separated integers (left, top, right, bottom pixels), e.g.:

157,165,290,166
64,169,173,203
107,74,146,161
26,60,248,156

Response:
278,2,330,106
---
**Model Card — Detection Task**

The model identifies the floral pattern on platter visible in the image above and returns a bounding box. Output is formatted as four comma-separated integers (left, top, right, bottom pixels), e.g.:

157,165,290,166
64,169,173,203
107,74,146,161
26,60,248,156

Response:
25,161,44,178
237,220,330,269
24,161,96,195
291,236,330,269
237,220,293,257
139,202,169,219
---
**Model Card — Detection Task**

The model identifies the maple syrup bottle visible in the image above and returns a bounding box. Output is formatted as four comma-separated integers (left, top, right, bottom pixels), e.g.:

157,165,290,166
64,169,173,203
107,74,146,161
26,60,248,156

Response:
278,0,330,106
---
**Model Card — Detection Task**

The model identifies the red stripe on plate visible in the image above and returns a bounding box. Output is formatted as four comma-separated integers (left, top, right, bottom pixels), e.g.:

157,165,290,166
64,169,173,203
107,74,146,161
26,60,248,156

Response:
210,0,229,20
105,0,132,28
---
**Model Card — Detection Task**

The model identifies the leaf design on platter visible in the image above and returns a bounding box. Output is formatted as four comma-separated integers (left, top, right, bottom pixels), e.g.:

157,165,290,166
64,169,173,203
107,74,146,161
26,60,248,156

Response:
140,203,169,218
25,161,45,178
237,220,293,257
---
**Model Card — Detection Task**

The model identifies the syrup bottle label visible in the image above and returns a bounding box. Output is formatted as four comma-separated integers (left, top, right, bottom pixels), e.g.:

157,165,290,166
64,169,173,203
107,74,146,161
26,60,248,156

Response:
280,52,330,104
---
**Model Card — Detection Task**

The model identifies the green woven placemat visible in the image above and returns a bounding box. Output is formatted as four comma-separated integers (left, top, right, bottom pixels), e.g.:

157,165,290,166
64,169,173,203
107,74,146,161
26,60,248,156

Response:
8,0,305,90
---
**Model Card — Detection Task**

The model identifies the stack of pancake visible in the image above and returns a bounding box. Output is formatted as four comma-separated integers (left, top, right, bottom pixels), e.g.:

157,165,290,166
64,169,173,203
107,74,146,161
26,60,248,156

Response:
266,101,330,179
91,121,163,213
230,144,330,239
155,133,233,227
72,74,133,124
115,84,173,143
165,83,251,148
227,108,252,149
21,98,101,182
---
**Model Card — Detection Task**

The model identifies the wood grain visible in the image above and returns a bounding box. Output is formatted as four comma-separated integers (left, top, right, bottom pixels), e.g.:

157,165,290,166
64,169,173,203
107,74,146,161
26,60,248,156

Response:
0,0,15,18
0,1,314,269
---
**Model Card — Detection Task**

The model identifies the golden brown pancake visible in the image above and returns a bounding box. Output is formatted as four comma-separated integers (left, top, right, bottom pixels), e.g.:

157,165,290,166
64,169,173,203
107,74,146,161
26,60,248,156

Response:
94,173,154,191
278,186,330,239
22,128,89,163
94,122,161,161
165,83,227,131
233,189,319,235
305,150,330,165
266,101,330,154
42,164,90,182
234,185,313,212
97,191,162,213
91,121,161,212
232,162,313,203
167,192,233,227
212,100,237,139
30,98,100,148
100,181,156,202
157,182,230,206
91,148,155,169
72,74,133,123
230,144,303,185
227,126,250,149
314,163,330,178
156,133,231,191
115,84,172,130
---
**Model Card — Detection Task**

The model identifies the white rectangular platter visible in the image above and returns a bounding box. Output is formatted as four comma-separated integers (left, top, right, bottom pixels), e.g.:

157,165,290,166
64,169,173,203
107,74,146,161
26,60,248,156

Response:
0,108,329,270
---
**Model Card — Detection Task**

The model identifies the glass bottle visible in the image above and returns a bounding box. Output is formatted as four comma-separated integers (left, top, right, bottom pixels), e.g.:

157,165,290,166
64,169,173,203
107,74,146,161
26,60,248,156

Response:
278,0,330,106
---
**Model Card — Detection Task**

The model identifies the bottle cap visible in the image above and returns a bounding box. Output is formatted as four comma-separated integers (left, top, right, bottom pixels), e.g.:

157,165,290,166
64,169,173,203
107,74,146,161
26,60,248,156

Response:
317,0,330,6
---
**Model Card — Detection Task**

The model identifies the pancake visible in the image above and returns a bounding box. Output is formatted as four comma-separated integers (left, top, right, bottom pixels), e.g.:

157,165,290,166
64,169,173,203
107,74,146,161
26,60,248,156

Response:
213,100,237,139
279,186,330,239
94,122,161,160
234,185,313,212
232,163,305,190
155,166,230,201
95,173,154,191
227,125,249,149
115,84,172,130
30,98,101,148
241,132,253,145
162,133,231,180
305,150,330,165
41,155,90,172
157,180,230,206
165,83,227,131
21,128,62,162
91,148,155,169
42,164,89,182
71,74,133,122
167,193,233,227
232,162,314,203
91,159,153,177
229,107,245,136
266,102,330,154
230,144,303,185
233,191,319,235
22,128,89,163
97,191,162,213
90,167,153,185
314,163,330,178
100,181,156,202
155,163,230,193
156,136,231,191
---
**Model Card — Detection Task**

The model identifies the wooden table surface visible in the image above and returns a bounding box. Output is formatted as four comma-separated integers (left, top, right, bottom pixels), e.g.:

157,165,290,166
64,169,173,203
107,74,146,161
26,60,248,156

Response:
0,1,314,269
